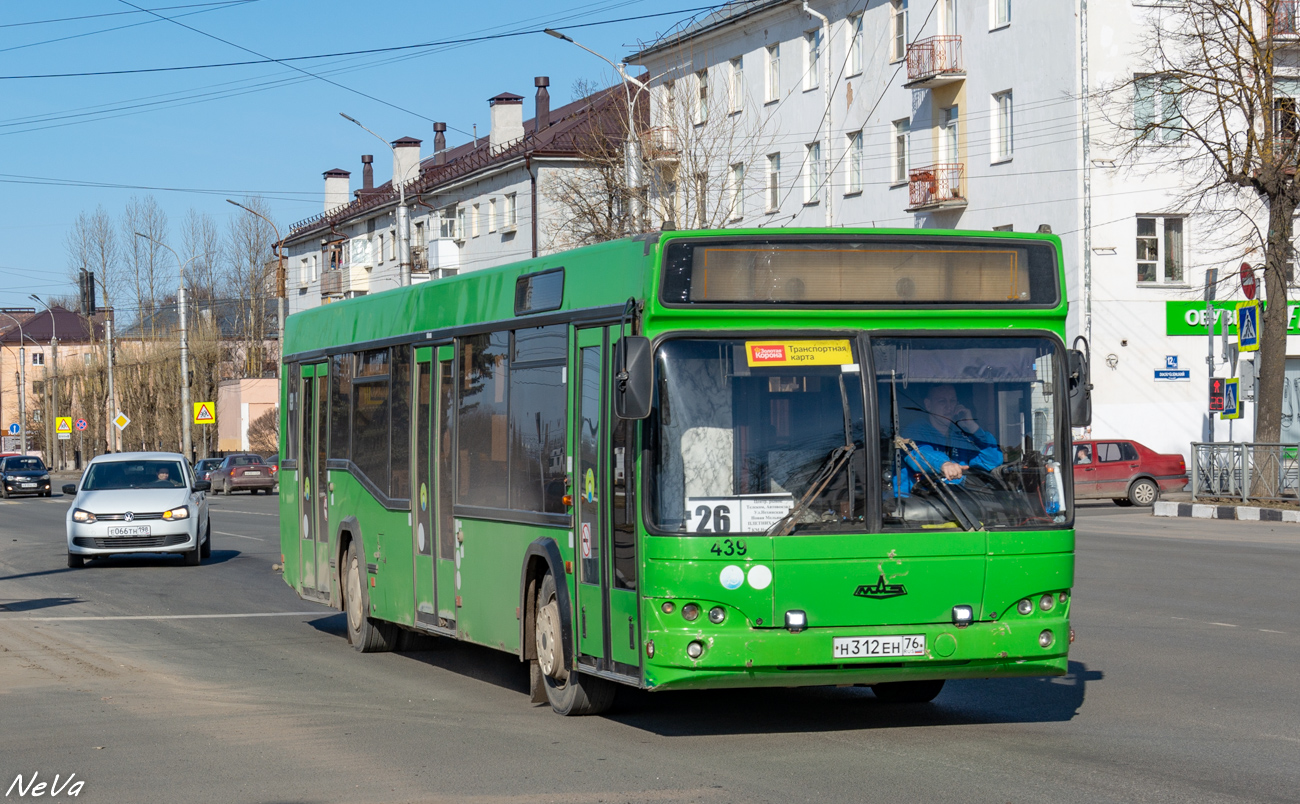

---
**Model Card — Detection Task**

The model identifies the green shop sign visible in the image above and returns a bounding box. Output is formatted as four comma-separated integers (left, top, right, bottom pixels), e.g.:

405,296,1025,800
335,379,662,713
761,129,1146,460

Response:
1166,300,1300,336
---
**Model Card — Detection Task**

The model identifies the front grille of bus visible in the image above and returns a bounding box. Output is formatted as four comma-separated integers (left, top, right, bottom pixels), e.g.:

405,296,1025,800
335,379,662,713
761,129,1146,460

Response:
73,534,189,549
96,512,165,521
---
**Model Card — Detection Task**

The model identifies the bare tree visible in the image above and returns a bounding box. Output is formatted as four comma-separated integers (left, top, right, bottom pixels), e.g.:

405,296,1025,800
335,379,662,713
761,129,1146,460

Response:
66,205,123,312
1101,1,1300,441
246,406,279,455
181,208,221,307
121,196,169,339
222,196,277,377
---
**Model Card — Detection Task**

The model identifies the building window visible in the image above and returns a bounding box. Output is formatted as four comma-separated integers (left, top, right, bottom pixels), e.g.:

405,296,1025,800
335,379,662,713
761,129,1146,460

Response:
993,224,1014,232
729,163,745,219
505,192,518,227
891,119,910,184
766,152,781,211
892,0,909,62
300,257,309,285
847,13,863,76
729,57,744,113
695,69,709,125
804,29,822,90
941,0,957,35
765,44,780,102
993,90,1014,161
943,105,959,163
1276,97,1300,141
489,198,498,233
472,204,481,237
1137,217,1184,284
804,142,822,204
455,207,467,241
32,352,44,366
846,131,863,194
1135,74,1183,142
992,0,1010,28
377,233,386,262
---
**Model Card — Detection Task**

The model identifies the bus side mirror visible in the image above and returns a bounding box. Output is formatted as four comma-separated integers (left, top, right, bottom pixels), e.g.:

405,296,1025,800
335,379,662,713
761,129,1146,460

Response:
614,336,653,420
1068,346,1092,428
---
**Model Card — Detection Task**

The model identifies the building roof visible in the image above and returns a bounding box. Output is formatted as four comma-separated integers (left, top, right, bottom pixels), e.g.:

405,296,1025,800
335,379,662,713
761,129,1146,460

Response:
0,305,103,345
286,78,643,243
625,0,791,62
119,297,279,340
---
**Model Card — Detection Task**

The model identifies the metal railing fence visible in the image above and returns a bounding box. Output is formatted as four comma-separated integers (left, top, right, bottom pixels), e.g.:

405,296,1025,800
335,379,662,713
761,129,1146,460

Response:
1190,442,1300,502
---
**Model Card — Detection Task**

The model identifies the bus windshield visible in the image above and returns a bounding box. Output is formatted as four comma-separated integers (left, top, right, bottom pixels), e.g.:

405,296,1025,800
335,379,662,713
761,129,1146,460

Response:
875,336,1067,529
650,337,867,535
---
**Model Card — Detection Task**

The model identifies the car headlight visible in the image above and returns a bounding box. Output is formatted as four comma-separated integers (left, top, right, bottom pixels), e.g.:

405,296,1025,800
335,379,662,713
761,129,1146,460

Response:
3,475,14,481
162,506,190,521
39,474,49,480
72,509,97,523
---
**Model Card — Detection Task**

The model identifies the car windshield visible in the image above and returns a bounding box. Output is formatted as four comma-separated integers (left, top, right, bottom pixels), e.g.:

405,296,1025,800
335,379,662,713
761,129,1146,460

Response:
875,336,1067,529
196,460,219,470
83,460,187,490
5,458,44,471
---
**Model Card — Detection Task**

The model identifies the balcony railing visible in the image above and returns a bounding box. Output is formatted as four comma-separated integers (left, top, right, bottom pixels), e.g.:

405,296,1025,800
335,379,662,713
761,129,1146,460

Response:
1274,0,1299,36
411,246,428,273
642,126,678,160
905,35,964,87
907,163,966,211
320,269,345,297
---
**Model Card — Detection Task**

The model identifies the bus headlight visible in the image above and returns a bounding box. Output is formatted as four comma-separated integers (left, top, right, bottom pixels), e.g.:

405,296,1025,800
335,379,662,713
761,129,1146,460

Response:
1017,598,1033,616
708,606,726,624
681,603,700,622
1039,594,1055,612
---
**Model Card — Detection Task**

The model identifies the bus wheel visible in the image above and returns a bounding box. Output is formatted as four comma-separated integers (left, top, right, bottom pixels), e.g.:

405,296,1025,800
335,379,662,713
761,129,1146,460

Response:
343,542,395,652
534,573,614,716
871,679,945,704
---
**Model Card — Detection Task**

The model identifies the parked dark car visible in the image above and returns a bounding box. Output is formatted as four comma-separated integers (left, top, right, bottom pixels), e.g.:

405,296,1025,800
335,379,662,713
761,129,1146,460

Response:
263,454,279,487
210,453,276,495
193,458,222,483
1072,440,1188,506
1,454,51,498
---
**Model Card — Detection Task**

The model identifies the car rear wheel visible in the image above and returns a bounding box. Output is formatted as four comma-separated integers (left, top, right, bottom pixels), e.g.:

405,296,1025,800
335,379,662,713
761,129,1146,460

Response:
1128,478,1159,507
223,479,231,495
67,553,83,569
872,679,945,703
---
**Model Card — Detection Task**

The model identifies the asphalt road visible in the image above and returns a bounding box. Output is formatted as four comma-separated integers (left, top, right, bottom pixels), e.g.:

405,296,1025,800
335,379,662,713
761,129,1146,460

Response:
1,492,1297,804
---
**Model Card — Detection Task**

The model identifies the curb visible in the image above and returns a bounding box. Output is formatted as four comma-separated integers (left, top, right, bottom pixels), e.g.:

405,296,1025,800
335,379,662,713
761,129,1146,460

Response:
1153,500,1300,522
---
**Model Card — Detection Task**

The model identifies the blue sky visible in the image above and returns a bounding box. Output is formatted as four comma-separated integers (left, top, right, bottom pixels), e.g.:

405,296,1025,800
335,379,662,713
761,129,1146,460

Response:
0,0,708,313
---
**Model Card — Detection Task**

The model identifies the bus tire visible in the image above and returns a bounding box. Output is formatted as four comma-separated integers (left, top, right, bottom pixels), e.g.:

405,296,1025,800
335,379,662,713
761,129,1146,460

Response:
535,573,614,716
871,679,945,704
343,542,396,652
1127,478,1158,507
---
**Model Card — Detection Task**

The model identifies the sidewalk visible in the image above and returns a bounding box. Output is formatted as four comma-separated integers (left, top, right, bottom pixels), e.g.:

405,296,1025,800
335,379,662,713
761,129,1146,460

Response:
1152,490,1300,522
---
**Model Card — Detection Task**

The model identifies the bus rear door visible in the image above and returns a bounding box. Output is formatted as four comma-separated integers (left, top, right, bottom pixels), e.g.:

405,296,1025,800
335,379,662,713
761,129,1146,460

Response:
298,361,330,600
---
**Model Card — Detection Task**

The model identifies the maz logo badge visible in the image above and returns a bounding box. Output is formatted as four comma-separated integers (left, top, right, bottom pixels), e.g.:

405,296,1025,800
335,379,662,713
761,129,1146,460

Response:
854,575,907,599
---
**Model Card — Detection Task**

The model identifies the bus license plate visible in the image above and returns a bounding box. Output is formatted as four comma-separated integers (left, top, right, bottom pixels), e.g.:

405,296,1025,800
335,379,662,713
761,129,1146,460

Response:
107,525,151,537
832,635,925,659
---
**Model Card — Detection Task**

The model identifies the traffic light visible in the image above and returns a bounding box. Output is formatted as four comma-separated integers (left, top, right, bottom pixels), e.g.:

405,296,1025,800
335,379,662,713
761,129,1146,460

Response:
1208,377,1226,412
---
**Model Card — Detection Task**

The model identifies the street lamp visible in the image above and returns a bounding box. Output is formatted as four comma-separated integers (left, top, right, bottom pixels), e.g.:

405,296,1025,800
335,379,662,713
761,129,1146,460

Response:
340,112,416,288
0,311,31,455
226,199,286,377
544,29,653,228
28,295,60,469
134,233,201,463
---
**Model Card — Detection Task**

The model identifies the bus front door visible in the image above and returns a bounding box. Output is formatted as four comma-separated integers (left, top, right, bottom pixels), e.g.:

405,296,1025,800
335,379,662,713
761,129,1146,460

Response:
299,361,330,599
435,346,457,630
574,327,642,676
412,348,437,628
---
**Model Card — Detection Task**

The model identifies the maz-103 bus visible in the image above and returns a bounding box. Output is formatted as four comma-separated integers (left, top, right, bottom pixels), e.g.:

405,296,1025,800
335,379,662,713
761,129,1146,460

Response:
278,228,1089,715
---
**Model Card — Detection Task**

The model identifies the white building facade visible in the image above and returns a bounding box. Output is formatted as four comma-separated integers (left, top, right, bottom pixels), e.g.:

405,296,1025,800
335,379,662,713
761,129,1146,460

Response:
625,0,1300,458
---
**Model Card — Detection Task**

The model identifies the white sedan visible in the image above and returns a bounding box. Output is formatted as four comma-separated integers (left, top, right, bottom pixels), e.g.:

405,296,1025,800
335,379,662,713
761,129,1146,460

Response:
64,452,211,568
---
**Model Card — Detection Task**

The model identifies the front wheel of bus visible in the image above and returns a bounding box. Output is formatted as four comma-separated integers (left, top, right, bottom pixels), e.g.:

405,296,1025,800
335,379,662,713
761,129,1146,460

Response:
871,679,945,704
343,542,396,653
535,573,614,716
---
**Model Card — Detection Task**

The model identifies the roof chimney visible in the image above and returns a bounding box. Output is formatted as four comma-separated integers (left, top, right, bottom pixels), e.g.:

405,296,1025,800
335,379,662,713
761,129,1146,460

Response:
535,77,551,130
361,154,374,191
323,168,350,212
391,137,422,190
489,92,525,151
433,122,447,165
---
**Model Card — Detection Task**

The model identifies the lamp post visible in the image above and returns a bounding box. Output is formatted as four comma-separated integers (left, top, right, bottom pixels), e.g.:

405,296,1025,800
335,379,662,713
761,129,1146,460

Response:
226,199,285,377
0,311,30,455
544,29,652,228
134,233,201,463
340,113,415,288
28,295,59,469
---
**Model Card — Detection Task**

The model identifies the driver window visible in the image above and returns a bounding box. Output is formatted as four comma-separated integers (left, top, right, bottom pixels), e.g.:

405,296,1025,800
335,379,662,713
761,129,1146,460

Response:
1074,445,1092,464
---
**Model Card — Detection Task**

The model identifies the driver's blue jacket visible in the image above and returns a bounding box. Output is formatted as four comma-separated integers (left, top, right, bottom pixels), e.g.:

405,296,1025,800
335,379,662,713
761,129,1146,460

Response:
895,419,1002,497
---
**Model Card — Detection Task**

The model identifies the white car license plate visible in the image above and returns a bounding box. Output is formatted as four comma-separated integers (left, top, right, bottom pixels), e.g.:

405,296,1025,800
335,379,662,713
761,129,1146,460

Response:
107,525,151,537
245,471,261,476
832,635,926,659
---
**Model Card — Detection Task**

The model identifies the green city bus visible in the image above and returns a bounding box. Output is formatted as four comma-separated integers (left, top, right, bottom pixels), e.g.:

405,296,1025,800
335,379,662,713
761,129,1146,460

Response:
278,228,1087,715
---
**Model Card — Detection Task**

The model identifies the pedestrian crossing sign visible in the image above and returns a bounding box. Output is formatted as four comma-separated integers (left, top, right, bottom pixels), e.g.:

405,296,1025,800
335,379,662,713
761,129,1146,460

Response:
55,417,72,434
193,402,215,425
1236,301,1259,352
1220,378,1241,419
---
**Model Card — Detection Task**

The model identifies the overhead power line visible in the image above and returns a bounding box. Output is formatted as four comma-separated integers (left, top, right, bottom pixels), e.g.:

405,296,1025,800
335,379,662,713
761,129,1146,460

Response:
0,1,253,29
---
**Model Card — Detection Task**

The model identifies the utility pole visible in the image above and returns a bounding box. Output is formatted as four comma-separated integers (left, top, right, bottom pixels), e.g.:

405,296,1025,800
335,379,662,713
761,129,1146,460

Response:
106,311,117,453
29,296,59,469
0,311,28,456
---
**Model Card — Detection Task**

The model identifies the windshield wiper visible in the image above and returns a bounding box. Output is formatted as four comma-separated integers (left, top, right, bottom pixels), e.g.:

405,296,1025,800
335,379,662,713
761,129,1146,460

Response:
893,436,984,532
766,445,855,536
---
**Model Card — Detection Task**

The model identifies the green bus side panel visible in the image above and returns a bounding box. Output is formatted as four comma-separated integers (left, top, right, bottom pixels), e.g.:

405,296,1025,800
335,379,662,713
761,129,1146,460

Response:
982,551,1075,620
329,471,415,627
278,468,301,591
455,519,571,653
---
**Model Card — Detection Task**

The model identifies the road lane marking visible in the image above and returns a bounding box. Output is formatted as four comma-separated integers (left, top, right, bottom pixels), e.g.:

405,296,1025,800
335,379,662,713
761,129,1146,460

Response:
1208,622,1238,627
1259,629,1286,634
215,530,263,541
9,611,328,622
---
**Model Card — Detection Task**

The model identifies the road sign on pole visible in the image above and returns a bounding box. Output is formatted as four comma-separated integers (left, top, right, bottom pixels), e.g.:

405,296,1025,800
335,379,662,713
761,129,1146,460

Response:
192,402,215,425
1209,377,1226,412
1221,378,1241,419
55,417,72,435
6,423,18,436
113,412,130,431
1240,261,1257,300
74,418,87,431
1236,301,1259,352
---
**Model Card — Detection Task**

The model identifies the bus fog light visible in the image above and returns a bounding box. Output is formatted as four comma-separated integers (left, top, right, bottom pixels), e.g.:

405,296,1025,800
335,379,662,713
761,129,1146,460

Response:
1039,629,1055,648
682,603,700,622
686,640,704,659
708,606,726,624
784,610,807,633
951,605,974,626
1017,599,1033,616
1039,594,1055,612
1059,591,1069,604
661,602,675,615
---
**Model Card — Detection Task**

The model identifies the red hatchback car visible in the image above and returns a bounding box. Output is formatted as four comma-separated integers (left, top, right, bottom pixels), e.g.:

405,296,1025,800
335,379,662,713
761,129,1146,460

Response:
211,453,276,495
1072,440,1188,506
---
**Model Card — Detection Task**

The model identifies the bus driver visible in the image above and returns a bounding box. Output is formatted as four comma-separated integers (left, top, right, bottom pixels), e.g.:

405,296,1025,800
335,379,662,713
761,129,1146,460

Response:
898,384,1003,495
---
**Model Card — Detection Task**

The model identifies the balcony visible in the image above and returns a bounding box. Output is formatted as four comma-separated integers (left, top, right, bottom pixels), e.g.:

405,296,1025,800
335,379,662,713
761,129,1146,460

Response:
320,269,345,298
411,246,429,273
904,36,965,89
642,126,679,161
906,163,967,212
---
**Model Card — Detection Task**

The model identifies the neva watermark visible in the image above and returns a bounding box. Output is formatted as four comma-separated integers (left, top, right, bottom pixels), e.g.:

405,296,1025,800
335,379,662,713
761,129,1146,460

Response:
5,772,83,798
